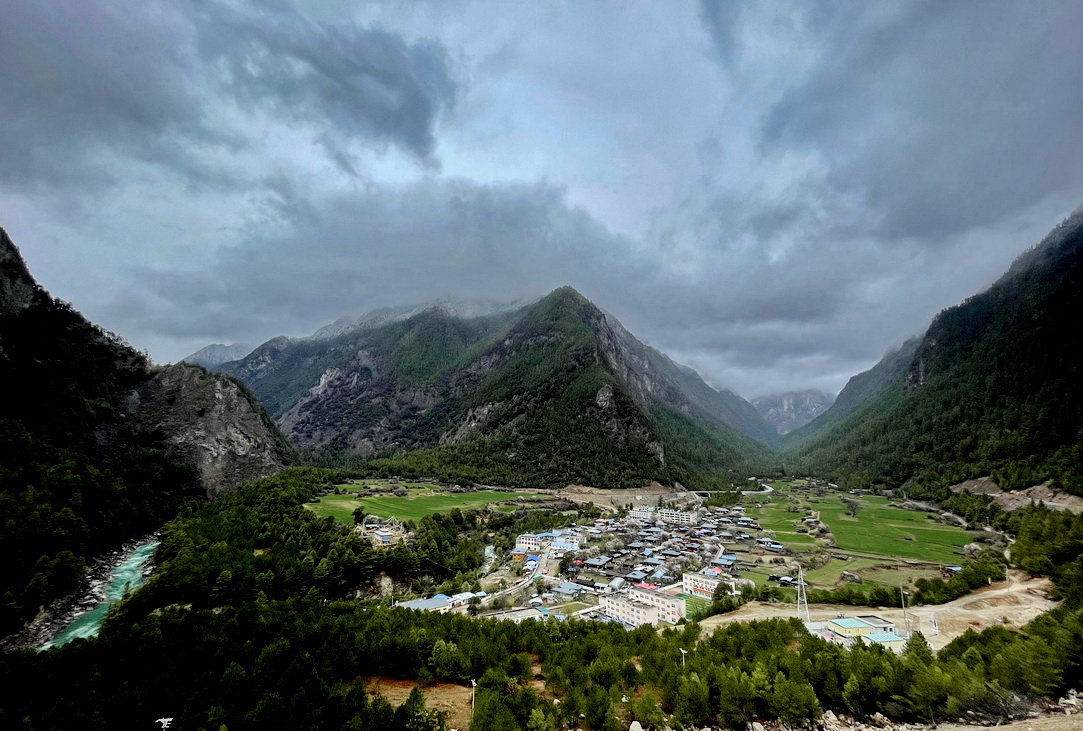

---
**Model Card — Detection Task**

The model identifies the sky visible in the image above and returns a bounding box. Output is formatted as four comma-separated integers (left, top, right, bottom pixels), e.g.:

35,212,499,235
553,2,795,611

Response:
3,0,1082,399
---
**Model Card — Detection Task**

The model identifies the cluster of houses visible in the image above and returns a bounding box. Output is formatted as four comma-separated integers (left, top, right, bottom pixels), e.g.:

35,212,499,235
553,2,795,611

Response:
395,501,801,629
804,615,907,652
557,504,782,590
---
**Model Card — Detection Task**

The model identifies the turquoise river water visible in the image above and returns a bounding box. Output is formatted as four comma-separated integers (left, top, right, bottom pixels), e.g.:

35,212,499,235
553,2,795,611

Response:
39,539,159,650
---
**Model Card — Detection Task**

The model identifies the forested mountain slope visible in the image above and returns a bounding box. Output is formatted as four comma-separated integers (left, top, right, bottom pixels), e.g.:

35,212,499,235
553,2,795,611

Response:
779,338,920,449
786,211,1083,493
221,287,772,488
0,227,287,635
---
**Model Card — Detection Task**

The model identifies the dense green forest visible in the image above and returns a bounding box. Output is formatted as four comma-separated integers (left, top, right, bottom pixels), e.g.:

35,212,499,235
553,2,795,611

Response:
4,467,1083,730
0,292,203,634
785,215,1083,494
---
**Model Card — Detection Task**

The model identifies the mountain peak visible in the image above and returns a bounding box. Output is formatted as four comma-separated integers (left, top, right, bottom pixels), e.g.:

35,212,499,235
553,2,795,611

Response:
752,390,836,435
0,226,41,317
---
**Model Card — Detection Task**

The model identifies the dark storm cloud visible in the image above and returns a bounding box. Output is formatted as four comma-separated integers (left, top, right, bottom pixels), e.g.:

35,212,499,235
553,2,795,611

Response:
0,0,456,192
5,1,1081,399
191,1,456,167
697,0,741,66
752,1,1083,241
123,177,899,392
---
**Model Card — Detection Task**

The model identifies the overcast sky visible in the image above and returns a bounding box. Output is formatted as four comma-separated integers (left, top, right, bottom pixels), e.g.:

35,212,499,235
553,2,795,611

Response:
3,0,1082,399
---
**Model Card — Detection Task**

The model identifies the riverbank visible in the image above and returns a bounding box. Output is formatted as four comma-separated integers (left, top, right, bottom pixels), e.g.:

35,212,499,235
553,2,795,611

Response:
0,532,160,652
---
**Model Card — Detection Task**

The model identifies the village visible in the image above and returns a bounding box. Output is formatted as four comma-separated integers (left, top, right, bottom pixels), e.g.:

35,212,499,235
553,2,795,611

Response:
394,488,912,653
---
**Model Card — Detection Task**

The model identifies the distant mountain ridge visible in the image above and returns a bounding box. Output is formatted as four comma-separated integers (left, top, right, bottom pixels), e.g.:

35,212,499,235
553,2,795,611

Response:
217,287,774,488
752,390,835,435
306,296,535,341
182,343,254,369
779,337,921,448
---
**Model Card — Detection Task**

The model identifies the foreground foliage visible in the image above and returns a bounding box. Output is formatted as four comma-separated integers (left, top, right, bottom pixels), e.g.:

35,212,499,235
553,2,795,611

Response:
0,295,202,634
3,468,1082,730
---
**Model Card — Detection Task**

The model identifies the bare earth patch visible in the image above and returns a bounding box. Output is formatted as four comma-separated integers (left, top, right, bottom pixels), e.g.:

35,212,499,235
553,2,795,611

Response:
699,570,1057,651
938,716,1082,731
950,477,1083,513
561,482,688,511
362,676,473,730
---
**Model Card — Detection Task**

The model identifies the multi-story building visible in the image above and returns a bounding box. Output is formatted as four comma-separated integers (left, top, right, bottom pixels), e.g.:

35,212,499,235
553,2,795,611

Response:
516,533,546,551
658,508,700,525
628,507,700,525
682,571,737,599
628,586,686,624
600,594,659,627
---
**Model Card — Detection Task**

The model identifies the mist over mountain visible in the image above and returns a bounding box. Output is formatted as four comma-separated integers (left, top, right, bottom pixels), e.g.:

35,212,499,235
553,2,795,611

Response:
752,390,835,435
306,296,535,341
181,343,254,369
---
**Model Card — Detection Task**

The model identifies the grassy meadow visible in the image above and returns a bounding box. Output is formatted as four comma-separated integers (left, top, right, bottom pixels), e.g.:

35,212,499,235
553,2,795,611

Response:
303,481,546,523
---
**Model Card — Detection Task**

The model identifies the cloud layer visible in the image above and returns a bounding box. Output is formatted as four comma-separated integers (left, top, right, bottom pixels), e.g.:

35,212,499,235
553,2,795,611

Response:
2,0,1081,399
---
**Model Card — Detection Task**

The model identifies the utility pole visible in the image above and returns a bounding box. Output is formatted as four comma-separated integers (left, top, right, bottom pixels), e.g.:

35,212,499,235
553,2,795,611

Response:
900,579,911,639
796,566,810,623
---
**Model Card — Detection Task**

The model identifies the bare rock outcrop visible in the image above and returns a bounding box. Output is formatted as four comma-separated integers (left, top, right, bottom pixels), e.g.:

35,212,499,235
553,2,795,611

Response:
130,364,290,496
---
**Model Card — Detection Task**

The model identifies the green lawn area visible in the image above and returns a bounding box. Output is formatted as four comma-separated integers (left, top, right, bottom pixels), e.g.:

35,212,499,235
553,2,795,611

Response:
746,497,819,551
305,489,544,523
556,602,589,615
678,594,712,618
803,557,881,588
816,495,970,563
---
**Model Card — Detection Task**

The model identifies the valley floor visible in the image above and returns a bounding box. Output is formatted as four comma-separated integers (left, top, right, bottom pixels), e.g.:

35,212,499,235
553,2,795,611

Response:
698,570,1056,651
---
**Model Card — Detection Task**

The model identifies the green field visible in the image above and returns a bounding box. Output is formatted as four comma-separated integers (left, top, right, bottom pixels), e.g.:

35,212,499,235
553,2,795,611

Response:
816,495,970,563
678,594,712,618
802,557,881,587
305,486,545,523
745,498,819,550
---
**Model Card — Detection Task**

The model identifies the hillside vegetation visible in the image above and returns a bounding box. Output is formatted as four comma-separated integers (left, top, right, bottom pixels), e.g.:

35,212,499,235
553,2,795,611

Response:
0,230,203,633
785,212,1083,495
223,287,772,490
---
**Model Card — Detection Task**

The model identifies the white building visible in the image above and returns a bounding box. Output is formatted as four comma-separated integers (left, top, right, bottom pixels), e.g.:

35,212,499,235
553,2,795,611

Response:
628,586,686,624
658,508,700,526
682,572,737,599
628,507,700,525
600,594,659,627
516,533,546,551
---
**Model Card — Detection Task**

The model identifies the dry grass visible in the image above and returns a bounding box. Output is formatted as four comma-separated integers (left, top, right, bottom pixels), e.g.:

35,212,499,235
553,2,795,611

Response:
362,676,473,730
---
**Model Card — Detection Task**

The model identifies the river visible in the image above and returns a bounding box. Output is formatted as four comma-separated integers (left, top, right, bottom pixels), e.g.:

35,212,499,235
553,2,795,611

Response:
38,539,159,650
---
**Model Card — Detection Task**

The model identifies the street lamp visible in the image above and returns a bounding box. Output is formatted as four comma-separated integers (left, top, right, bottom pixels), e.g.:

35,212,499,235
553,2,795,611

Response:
679,648,688,667
471,679,477,709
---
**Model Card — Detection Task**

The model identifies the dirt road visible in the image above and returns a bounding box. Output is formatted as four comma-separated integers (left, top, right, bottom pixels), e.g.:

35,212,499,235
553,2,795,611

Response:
937,715,1080,731
700,570,1057,650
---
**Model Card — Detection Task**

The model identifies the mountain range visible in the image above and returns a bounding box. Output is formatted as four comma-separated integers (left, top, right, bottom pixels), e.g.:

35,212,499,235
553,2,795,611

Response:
752,390,835,435
215,287,775,489
785,209,1083,494
197,209,1083,498
2,204,1082,641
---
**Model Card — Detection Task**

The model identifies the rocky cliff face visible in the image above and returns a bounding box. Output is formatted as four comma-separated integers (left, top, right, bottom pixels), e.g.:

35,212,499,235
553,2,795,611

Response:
0,226,39,318
278,352,443,457
752,390,835,435
131,364,290,496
